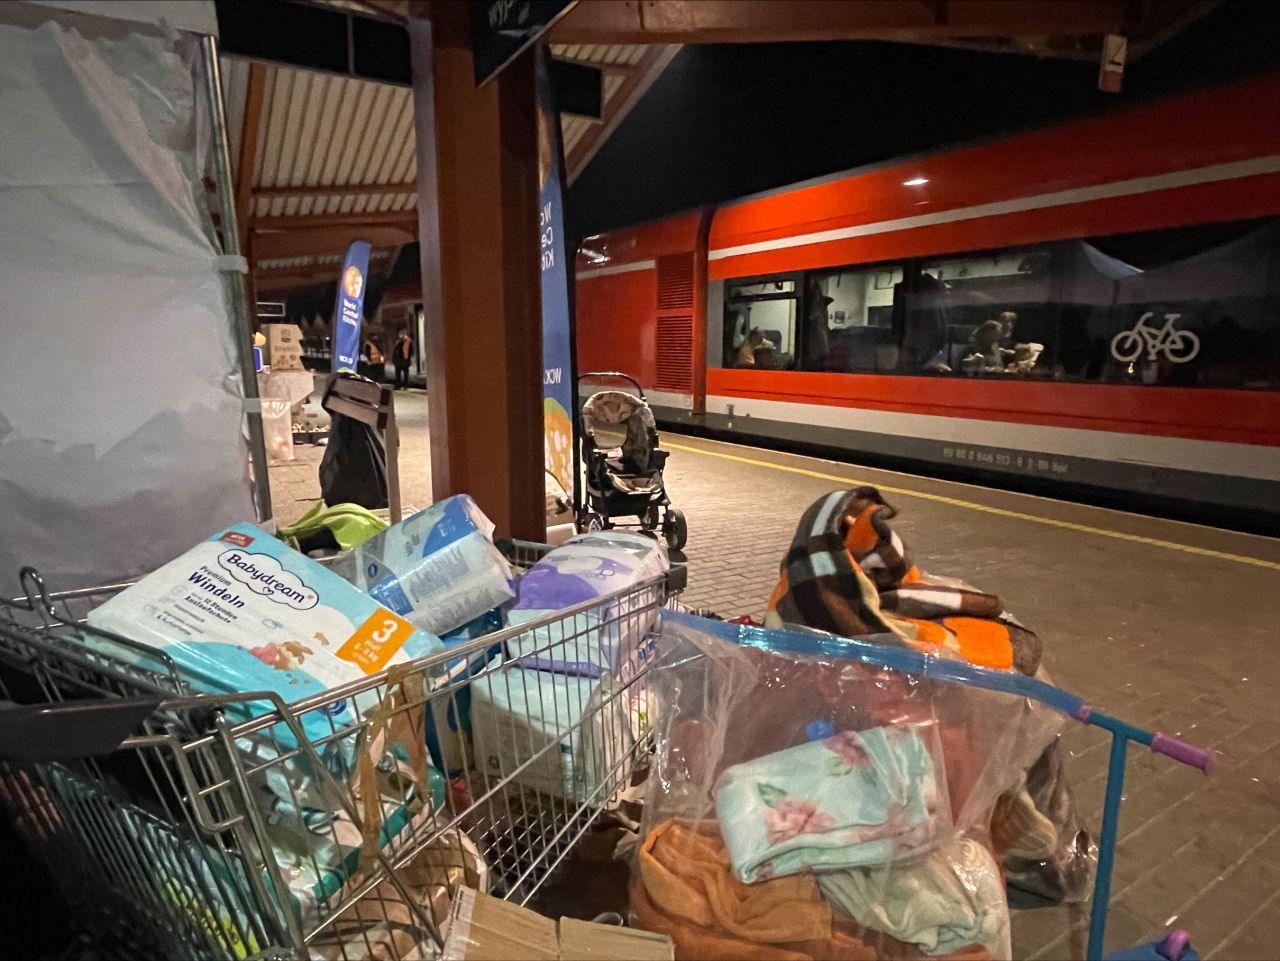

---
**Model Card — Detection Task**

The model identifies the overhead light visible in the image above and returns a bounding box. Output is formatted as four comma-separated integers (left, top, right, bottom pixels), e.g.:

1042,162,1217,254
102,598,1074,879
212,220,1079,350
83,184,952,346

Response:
903,177,929,186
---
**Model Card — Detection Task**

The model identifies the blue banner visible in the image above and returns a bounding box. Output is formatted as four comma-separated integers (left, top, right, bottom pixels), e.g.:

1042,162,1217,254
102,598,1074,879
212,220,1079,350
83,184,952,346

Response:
331,240,372,373
536,47,575,502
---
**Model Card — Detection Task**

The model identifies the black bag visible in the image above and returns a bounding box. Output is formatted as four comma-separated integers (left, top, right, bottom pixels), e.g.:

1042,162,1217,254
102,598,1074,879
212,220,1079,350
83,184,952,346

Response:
319,409,388,509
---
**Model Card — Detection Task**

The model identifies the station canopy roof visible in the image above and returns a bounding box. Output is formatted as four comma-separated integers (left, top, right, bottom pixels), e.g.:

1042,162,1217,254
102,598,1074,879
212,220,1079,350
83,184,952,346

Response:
227,0,1216,297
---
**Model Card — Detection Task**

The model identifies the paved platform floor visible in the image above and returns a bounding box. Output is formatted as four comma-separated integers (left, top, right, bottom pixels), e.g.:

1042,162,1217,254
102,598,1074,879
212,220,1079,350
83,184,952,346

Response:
269,396,1280,959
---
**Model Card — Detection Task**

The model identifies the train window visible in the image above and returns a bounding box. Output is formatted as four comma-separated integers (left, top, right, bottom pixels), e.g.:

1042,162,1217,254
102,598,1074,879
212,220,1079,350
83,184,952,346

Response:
910,247,1057,378
723,276,799,369
1057,219,1280,389
804,265,905,372
717,217,1279,389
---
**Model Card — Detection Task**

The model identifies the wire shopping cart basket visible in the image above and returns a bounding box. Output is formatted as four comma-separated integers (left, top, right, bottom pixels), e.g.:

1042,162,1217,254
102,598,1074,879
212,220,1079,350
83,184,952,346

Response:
0,541,684,961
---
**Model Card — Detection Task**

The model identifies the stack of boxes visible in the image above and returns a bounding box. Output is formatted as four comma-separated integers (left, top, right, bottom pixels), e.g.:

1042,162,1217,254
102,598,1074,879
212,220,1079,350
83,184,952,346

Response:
263,323,304,371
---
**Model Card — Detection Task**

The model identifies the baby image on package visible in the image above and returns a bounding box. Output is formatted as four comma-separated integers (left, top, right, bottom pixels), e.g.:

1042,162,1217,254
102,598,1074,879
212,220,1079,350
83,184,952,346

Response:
87,524,443,739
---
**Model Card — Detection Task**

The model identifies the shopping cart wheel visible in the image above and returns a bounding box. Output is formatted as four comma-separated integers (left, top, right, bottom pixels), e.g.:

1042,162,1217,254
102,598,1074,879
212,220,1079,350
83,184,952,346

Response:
663,509,688,552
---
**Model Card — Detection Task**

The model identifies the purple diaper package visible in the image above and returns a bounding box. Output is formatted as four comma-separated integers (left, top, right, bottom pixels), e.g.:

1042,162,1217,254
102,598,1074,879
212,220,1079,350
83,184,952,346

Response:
504,531,668,679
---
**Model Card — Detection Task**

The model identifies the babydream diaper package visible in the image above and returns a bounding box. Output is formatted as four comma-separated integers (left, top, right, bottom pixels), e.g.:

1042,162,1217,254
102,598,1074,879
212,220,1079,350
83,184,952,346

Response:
86,523,442,740
328,494,515,637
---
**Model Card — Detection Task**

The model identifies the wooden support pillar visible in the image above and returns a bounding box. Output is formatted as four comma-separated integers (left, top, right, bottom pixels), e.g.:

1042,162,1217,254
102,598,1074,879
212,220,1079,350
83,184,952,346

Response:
409,4,544,540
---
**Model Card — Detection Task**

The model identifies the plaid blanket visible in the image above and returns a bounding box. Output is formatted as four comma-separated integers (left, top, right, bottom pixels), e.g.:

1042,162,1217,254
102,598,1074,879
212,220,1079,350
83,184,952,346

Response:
765,488,1042,674
764,487,1088,906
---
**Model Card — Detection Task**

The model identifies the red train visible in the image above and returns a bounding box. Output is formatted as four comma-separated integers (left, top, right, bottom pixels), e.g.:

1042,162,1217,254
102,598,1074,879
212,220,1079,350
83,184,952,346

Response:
575,71,1280,532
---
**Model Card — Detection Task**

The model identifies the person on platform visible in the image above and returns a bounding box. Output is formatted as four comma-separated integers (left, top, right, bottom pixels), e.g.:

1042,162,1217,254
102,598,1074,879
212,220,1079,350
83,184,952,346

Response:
361,337,384,382
392,329,414,390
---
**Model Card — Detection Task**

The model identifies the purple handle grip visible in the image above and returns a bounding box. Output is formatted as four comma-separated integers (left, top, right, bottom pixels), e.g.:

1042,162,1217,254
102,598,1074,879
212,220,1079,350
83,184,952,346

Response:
1151,732,1214,773
1160,929,1192,961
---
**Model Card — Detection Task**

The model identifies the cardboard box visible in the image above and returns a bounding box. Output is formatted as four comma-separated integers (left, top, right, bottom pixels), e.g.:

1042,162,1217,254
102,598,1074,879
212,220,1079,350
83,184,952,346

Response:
442,890,673,961
558,917,674,961
263,323,305,370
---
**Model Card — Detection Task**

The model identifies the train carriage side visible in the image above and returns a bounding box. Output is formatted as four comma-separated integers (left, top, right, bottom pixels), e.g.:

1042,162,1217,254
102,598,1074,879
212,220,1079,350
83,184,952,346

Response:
577,72,1280,532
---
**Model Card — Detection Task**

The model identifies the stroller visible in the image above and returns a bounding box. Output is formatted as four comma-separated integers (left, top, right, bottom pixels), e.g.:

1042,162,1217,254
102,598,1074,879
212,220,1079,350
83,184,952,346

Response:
576,372,687,551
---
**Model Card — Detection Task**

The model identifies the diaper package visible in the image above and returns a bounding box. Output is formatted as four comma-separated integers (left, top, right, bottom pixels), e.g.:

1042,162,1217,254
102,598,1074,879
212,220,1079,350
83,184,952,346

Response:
86,523,443,740
469,659,646,804
329,495,516,637
505,531,668,679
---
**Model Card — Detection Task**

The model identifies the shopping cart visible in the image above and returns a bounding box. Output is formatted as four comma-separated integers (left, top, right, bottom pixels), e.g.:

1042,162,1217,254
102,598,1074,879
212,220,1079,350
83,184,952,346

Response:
0,542,682,960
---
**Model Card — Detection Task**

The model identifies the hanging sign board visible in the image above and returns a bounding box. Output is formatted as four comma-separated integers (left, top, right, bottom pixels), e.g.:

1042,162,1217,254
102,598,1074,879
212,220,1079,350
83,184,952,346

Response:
470,0,576,86
1098,34,1127,94
536,46,576,510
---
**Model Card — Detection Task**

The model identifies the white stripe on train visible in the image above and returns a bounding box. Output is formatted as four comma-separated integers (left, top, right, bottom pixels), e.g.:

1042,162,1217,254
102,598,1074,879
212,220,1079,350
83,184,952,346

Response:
696,394,1280,482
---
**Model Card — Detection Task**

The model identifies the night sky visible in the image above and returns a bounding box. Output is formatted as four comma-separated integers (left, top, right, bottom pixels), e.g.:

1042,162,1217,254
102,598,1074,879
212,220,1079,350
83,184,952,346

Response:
568,0,1280,242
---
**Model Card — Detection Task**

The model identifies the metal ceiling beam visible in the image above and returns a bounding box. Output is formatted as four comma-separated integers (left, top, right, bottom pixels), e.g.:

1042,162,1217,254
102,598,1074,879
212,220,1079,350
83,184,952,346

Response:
235,62,267,252
252,210,419,229
254,181,417,199
550,0,1136,45
252,223,416,260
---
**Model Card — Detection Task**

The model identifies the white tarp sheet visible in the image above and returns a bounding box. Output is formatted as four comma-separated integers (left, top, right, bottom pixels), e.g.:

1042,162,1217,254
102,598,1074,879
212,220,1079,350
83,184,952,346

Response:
0,4,255,590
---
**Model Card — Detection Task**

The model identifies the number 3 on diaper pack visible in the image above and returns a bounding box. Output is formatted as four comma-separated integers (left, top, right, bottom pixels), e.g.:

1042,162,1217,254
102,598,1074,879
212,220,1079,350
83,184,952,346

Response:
336,611,417,674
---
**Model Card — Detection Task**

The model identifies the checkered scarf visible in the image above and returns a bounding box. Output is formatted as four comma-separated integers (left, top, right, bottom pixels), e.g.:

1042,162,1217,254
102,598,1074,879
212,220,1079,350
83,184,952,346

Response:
765,488,908,640
765,487,1042,675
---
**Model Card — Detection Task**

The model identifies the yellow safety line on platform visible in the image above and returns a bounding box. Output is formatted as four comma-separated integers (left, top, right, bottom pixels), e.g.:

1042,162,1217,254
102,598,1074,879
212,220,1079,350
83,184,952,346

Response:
665,441,1280,572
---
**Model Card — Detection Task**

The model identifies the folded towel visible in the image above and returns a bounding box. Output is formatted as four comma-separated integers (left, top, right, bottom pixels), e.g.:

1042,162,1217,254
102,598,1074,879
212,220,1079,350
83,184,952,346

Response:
630,820,994,961
714,725,951,883
817,837,1009,957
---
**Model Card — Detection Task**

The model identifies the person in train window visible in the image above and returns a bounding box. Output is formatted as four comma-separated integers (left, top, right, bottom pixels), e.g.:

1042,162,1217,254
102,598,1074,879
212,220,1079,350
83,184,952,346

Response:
735,328,774,367
997,311,1018,348
803,285,834,370
961,319,1014,373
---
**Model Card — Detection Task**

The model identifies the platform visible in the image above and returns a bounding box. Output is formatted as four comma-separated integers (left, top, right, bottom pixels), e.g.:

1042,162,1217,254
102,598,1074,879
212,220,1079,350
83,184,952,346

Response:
268,416,1280,959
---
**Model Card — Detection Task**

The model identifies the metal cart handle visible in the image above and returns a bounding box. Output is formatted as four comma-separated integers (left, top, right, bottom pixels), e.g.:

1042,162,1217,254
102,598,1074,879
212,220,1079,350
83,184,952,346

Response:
0,698,160,762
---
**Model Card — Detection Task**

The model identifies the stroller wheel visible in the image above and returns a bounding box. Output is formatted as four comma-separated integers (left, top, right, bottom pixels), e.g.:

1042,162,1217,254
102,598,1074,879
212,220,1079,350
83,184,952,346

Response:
663,508,688,552
641,505,661,530
581,512,607,534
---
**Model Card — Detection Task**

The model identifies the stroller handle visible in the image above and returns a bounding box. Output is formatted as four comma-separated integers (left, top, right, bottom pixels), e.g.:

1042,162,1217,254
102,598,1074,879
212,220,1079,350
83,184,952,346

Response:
577,371,645,399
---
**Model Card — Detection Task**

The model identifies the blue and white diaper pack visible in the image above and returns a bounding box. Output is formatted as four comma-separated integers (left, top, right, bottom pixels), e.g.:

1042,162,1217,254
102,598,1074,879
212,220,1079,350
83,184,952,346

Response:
86,523,443,740
328,494,516,637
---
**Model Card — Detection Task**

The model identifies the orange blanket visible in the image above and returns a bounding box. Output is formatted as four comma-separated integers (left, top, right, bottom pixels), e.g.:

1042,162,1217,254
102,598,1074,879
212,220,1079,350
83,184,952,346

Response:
631,819,992,961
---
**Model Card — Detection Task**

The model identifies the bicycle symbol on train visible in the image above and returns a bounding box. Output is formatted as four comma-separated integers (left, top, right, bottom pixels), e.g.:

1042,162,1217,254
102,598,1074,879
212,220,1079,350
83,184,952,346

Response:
1110,312,1201,364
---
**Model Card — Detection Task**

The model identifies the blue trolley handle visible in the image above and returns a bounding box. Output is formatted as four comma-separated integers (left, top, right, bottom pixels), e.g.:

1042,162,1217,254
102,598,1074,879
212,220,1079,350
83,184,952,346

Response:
1074,705,1213,960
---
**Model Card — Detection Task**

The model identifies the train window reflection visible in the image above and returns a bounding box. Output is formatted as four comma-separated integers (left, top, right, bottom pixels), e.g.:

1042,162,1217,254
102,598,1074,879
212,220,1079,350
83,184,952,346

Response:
804,265,905,372
717,216,1280,388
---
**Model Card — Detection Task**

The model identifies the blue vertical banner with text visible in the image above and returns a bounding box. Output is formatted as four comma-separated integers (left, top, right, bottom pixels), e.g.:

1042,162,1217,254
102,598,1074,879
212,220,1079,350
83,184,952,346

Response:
536,47,575,505
331,240,372,373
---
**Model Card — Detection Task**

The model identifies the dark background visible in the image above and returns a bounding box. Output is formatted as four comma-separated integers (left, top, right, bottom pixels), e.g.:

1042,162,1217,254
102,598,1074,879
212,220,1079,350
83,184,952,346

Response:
568,0,1280,242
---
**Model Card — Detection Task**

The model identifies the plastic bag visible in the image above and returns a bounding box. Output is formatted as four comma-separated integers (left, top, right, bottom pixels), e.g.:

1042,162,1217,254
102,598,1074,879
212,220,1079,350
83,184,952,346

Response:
631,612,1072,961
320,410,388,510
